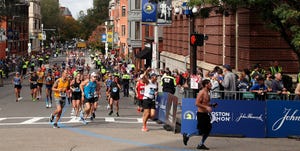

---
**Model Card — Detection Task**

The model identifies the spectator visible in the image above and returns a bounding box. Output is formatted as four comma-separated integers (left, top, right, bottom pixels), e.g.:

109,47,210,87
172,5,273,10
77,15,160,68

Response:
210,73,220,99
269,61,282,76
250,76,267,100
264,71,273,92
294,83,300,100
270,72,288,100
221,64,236,99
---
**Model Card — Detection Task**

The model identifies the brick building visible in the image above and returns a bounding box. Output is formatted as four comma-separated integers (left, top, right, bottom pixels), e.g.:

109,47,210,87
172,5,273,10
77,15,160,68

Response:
161,9,299,74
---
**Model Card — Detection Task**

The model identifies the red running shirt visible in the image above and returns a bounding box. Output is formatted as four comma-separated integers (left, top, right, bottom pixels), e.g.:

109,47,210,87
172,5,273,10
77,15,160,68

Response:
136,81,145,100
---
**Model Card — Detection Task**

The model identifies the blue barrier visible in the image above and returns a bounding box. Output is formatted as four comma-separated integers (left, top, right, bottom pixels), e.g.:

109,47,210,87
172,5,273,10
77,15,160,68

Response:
266,101,300,137
181,99,266,138
156,92,179,132
181,98,300,138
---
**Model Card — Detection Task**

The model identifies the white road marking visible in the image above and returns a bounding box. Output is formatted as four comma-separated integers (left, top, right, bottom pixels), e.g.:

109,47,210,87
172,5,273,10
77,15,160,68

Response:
0,118,7,122
20,117,44,124
137,118,143,123
0,116,156,126
105,117,115,122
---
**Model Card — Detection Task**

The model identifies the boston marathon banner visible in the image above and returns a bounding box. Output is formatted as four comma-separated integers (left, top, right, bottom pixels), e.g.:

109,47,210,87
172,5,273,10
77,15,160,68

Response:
266,101,300,137
181,99,266,138
142,0,157,23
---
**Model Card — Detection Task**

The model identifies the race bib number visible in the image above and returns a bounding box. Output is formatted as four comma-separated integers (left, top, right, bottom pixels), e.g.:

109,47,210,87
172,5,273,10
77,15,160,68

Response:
73,87,81,92
32,82,37,85
60,92,67,98
140,90,144,95
112,87,118,93
149,88,155,95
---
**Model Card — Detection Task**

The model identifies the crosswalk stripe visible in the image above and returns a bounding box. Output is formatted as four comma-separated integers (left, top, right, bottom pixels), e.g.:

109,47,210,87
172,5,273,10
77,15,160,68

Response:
20,117,44,124
0,118,7,121
137,118,143,123
105,117,115,122
68,117,80,123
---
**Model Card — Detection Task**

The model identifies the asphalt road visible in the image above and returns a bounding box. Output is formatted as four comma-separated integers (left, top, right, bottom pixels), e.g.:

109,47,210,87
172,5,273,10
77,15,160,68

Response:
0,53,299,151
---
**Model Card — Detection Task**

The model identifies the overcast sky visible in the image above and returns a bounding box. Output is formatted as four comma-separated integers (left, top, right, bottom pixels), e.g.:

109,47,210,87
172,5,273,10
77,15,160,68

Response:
59,0,93,19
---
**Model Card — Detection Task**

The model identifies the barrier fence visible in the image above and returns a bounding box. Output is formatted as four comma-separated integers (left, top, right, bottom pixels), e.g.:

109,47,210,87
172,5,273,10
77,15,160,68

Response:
181,98,300,138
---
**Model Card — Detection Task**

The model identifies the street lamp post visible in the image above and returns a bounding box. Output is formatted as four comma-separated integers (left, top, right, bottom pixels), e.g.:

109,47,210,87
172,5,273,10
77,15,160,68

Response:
105,21,108,58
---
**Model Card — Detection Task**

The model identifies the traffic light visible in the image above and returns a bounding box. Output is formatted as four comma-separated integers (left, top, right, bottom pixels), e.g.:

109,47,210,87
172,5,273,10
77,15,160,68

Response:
190,34,205,46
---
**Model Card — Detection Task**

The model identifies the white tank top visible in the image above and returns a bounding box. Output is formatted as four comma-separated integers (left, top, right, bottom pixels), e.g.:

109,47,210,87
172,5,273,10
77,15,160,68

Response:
143,80,158,100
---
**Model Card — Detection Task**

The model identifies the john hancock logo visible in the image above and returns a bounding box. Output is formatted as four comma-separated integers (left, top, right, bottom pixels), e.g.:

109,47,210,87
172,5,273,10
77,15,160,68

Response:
144,2,155,14
184,111,195,120
272,108,300,131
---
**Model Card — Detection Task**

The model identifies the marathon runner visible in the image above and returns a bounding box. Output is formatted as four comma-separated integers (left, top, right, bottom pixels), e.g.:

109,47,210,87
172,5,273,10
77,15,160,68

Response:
12,72,23,102
29,71,39,102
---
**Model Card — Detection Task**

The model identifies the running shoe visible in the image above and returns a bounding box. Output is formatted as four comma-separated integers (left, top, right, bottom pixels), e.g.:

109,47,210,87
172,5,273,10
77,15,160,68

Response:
49,103,52,108
92,112,96,119
70,108,75,116
116,112,119,117
108,110,113,116
18,97,23,101
46,104,49,108
106,104,110,110
90,116,94,121
141,126,149,132
53,123,60,128
197,144,209,150
183,133,189,146
49,113,54,123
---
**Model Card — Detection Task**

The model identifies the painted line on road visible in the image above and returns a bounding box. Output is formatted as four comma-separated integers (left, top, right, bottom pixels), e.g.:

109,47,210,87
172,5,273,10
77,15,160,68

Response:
0,118,7,122
105,117,115,122
50,100,191,151
20,117,44,124
0,116,156,126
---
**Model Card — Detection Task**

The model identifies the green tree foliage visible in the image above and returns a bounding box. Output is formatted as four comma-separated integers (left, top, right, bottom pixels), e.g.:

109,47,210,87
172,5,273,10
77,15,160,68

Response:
189,0,300,58
40,0,62,29
77,0,109,40
60,17,81,41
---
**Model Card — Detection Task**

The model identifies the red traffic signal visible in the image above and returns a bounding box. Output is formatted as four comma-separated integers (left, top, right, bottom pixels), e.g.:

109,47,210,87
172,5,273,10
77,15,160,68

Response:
190,34,204,46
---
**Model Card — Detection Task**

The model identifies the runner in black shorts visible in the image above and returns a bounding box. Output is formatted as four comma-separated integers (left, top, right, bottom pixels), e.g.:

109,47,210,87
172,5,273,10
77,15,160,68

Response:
183,79,216,150
108,76,121,117
12,72,23,102
29,71,39,101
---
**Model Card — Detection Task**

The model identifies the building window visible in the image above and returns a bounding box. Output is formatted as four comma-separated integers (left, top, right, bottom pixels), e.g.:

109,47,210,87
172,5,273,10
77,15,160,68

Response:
135,22,140,39
122,25,126,36
34,19,37,30
135,0,140,9
122,6,126,16
145,25,149,37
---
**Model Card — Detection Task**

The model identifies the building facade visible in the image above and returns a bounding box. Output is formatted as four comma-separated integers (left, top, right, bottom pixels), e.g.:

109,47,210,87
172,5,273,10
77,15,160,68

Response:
108,0,128,59
127,0,142,64
28,0,41,54
162,8,299,74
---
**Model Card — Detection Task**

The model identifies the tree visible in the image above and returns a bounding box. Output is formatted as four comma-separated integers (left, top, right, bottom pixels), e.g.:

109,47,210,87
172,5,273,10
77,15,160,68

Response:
40,0,62,29
77,0,109,40
189,0,300,69
60,17,81,41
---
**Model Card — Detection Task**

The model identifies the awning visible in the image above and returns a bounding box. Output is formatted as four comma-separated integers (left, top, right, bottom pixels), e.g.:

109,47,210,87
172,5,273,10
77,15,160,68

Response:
135,47,152,59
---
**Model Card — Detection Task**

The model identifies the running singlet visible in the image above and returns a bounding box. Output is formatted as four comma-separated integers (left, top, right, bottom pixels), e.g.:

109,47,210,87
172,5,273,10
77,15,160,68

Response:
136,81,145,100
30,76,38,85
37,71,44,83
72,80,81,93
143,80,158,100
110,82,120,95
84,81,97,99
54,78,69,98
13,77,21,85
46,76,53,84
106,79,112,88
